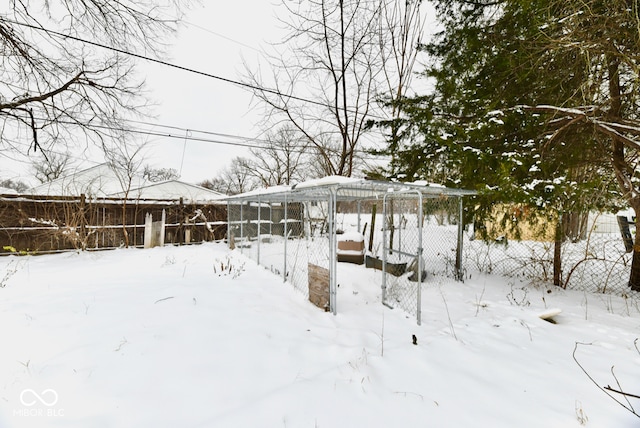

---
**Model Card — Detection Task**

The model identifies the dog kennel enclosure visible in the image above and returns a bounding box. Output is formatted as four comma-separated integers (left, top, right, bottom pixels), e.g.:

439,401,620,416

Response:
226,177,476,324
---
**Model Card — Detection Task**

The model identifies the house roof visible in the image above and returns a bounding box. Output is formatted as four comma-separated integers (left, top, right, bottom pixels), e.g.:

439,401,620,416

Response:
110,180,225,203
30,164,146,198
29,163,224,203
0,187,18,195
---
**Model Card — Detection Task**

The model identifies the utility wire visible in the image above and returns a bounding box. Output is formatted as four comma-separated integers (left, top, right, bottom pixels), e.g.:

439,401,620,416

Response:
13,109,386,158
5,17,382,117
53,107,388,156
177,18,262,53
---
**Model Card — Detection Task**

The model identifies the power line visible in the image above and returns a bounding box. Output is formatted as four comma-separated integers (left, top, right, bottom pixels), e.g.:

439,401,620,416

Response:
177,19,262,53
125,118,270,144
12,108,386,158
5,18,354,114
65,118,387,159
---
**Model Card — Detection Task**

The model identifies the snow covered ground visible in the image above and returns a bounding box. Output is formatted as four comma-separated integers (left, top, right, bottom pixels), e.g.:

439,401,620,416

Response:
0,242,639,427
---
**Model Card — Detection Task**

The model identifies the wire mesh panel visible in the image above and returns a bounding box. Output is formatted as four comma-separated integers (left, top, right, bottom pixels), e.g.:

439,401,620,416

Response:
227,202,253,258
379,194,467,324
284,197,333,302
227,194,333,307
463,211,639,298
561,235,631,294
382,191,424,324
422,196,464,278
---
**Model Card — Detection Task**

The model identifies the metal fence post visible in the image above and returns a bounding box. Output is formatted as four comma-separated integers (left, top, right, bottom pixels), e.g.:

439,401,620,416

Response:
257,196,261,266
382,194,388,304
456,196,464,281
329,190,338,315
417,191,423,325
283,194,288,282
240,203,244,254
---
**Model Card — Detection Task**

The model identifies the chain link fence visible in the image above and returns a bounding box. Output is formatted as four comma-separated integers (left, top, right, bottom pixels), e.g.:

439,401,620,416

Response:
227,195,333,304
378,194,465,323
463,210,639,298
228,184,638,321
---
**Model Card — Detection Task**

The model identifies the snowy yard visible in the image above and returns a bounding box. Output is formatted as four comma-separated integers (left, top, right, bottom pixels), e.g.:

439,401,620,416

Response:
0,242,639,427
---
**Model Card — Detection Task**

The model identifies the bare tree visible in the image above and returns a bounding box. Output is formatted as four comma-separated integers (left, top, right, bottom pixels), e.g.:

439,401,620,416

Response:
103,140,147,247
247,126,310,186
0,1,187,156
0,178,29,193
143,165,180,182
245,0,384,177
199,177,229,194
377,0,425,146
202,157,259,196
31,152,74,183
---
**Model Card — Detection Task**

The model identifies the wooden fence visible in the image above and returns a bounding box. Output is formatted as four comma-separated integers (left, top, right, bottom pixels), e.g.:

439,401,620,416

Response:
0,194,227,254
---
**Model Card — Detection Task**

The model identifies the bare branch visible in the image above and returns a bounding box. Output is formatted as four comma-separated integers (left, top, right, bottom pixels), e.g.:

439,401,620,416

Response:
573,341,640,418
0,0,188,156
604,387,640,401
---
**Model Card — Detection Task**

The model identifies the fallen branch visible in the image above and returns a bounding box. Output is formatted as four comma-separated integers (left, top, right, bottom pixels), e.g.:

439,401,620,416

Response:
154,296,174,304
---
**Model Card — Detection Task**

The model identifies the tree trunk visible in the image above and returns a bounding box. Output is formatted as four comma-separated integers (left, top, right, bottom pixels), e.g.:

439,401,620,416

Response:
121,202,129,248
564,211,590,242
368,204,377,253
553,212,563,287
629,210,640,291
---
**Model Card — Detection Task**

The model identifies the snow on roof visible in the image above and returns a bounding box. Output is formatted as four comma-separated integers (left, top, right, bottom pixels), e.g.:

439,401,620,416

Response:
230,184,292,199
111,180,225,203
29,163,223,202
29,163,147,198
226,176,476,203
0,187,18,195
292,175,360,189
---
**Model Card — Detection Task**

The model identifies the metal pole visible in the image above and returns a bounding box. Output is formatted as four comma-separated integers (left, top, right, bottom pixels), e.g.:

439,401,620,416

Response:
456,197,464,281
417,191,423,325
329,190,337,315
382,194,388,304
398,205,402,260
257,196,261,266
240,203,244,255
357,200,362,233
283,194,288,282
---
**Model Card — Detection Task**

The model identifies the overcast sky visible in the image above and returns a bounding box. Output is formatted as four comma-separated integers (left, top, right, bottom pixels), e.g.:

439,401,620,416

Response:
2,2,436,187
1,2,281,187
138,1,282,183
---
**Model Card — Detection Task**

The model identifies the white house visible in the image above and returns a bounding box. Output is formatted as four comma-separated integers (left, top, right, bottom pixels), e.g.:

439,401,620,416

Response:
29,163,224,202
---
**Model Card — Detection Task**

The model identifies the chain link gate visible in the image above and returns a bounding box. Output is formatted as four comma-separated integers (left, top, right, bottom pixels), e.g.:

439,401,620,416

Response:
382,191,424,324
380,193,467,324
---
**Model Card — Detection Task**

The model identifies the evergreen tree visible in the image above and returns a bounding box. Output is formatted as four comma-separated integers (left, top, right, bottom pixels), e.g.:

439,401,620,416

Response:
382,0,639,287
